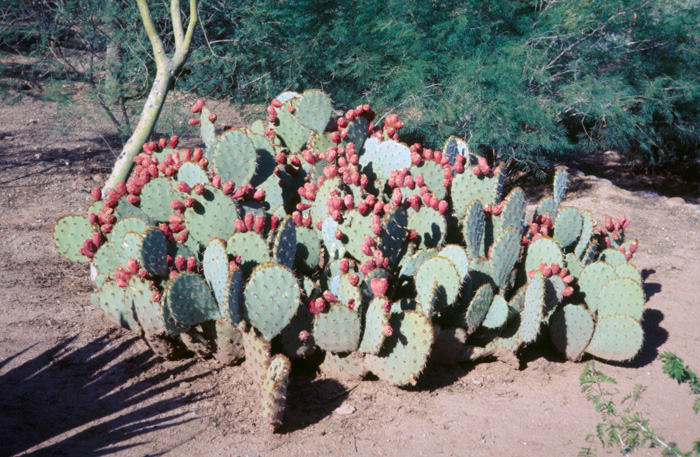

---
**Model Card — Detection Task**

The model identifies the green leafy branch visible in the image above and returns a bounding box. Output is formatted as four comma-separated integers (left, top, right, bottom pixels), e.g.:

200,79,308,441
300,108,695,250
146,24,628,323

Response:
660,351,700,414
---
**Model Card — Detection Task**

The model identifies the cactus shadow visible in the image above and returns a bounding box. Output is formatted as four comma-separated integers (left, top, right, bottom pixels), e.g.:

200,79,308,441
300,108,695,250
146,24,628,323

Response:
281,367,352,433
641,269,662,299
0,331,213,456
407,363,475,392
623,308,668,369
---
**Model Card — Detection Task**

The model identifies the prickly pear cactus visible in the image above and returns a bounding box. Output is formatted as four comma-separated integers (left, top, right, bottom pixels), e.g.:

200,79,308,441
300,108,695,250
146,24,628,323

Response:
53,90,648,429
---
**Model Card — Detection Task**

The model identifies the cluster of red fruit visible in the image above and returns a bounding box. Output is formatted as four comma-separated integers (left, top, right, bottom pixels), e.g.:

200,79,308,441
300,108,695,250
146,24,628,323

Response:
528,262,575,296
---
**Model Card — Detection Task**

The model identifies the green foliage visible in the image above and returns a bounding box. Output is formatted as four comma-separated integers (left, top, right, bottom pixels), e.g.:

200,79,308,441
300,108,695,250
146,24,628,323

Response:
661,352,700,414
580,362,700,457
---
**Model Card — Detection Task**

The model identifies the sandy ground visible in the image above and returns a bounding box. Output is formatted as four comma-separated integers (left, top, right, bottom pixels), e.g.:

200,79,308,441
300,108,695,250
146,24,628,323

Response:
1,98,699,457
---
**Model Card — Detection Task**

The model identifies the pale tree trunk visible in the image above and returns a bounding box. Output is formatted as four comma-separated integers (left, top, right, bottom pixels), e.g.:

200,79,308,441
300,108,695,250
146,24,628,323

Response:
102,0,197,194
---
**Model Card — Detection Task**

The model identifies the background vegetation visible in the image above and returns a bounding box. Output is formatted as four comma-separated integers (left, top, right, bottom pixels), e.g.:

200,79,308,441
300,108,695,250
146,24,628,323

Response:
2,0,699,176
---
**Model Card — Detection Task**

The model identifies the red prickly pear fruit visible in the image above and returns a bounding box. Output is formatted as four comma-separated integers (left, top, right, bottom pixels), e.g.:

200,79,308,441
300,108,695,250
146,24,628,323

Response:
629,241,638,253
483,204,492,215
372,224,382,236
383,325,393,337
287,104,295,114
82,239,97,253
292,211,302,226
404,175,415,189
271,98,283,108
91,188,102,201
127,258,139,275
169,270,178,279
491,203,503,216
330,132,341,144
343,194,354,209
373,201,384,214
243,213,254,231
562,275,574,284
142,142,153,153
290,156,302,167
169,214,183,225
192,184,205,195
371,278,388,297
365,258,376,270
348,273,360,287
433,151,443,163
270,216,279,230
347,298,356,310
477,156,488,168
392,189,402,206
264,127,275,137
188,118,201,125
191,99,205,113
521,236,531,246
539,262,549,271
381,300,392,312
302,150,315,165
176,230,189,244
169,135,179,148
411,152,423,166
605,217,614,232
438,200,448,214
528,269,536,279
88,212,98,224
334,229,343,240
149,141,159,152
364,235,376,248
625,251,632,261
234,218,247,232
302,214,312,227
550,263,561,275
408,229,419,241
542,266,552,277
423,149,434,161
473,166,483,177
360,175,369,188
298,330,310,342
531,223,539,233
361,244,373,256
186,256,197,272
623,219,630,229
101,223,113,234
454,161,464,174
174,255,186,271
208,112,217,123
540,225,549,236
338,258,350,274
126,195,140,204
158,138,167,149
618,245,626,253
614,220,622,232
357,201,369,215
253,189,266,201
198,158,208,168
164,166,176,177
222,180,234,195
116,278,128,288
323,290,337,303
532,233,542,241
266,105,277,115
212,175,222,188
267,112,277,123
254,215,265,233
386,127,396,137
345,109,356,121
310,297,326,314
337,117,348,128
184,197,195,208
151,290,162,302
611,230,620,241
324,165,338,178
359,263,370,275
561,286,574,297
275,152,287,164
559,268,568,278
193,148,203,162
394,121,404,130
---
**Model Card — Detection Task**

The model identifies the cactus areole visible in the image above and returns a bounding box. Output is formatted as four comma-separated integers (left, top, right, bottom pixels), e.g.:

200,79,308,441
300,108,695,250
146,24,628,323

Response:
55,89,647,429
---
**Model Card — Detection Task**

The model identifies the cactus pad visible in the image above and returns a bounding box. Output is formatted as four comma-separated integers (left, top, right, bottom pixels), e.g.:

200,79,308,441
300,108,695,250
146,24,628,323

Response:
139,177,179,222
439,244,470,280
313,303,362,353
184,185,239,245
359,138,411,181
415,256,461,315
489,228,521,289
177,162,209,187
260,354,292,430
407,208,446,249
273,215,297,269
226,231,270,276
549,304,594,361
524,237,563,274
203,238,229,307
294,226,322,274
53,215,94,263
599,248,627,266
585,315,643,361
462,199,485,260
140,227,169,277
554,207,583,249
579,261,617,312
296,89,332,132
482,294,509,329
243,262,300,341
365,311,434,386
596,277,645,320
165,272,220,326
358,297,391,354
212,129,257,187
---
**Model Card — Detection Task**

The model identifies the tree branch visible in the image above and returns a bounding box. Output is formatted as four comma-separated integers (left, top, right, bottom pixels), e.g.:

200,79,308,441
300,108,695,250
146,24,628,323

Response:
172,0,197,69
171,0,184,50
136,0,167,69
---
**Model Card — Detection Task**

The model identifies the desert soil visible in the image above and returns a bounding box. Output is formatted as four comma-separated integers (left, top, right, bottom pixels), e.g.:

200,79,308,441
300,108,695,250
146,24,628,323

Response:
1,98,699,457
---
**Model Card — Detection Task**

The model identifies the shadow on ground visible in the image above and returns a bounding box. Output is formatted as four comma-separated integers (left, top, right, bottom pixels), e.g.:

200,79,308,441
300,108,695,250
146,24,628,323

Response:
0,332,213,457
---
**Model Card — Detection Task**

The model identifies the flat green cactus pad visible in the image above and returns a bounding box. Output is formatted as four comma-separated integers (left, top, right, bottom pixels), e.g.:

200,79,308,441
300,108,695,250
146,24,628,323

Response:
275,97,311,152
177,162,209,187
339,209,374,261
498,187,526,235
273,215,297,269
579,261,617,312
615,262,642,283
200,106,217,151
343,116,369,150
93,242,121,276
415,256,461,315
553,167,568,205
140,227,169,277
113,198,154,225
260,354,292,430
115,231,143,265
244,262,300,341
554,207,583,249
439,244,470,280
359,138,412,181
203,238,229,308
226,231,270,277
442,135,470,166
452,167,501,219
399,248,438,278
464,284,494,334
296,89,332,132
359,297,391,354
54,215,94,263
365,311,434,386
518,270,546,345
313,303,362,353
596,277,645,320
184,185,239,245
97,279,139,330
407,207,446,249
379,206,408,265
535,196,558,219
585,315,643,362
413,160,447,200
280,305,316,359
248,132,277,187
599,248,627,266
128,277,169,336
489,228,521,289
549,304,594,361
165,272,221,326
212,129,258,188
294,226,322,274
524,237,563,274
482,294,509,329
309,176,340,224
321,217,346,260
574,210,596,259
241,325,273,384
212,318,245,365
462,199,485,260
139,177,179,222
